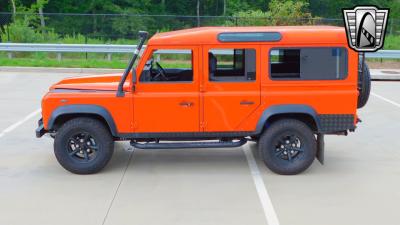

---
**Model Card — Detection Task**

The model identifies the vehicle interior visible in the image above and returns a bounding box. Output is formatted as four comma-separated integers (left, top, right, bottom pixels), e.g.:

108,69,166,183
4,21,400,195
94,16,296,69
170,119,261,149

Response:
139,50,193,82
270,49,301,78
209,49,256,81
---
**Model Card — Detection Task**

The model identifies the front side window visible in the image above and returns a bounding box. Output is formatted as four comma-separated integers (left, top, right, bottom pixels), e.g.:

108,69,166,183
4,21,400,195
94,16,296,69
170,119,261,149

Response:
270,47,348,80
140,49,193,82
209,48,256,82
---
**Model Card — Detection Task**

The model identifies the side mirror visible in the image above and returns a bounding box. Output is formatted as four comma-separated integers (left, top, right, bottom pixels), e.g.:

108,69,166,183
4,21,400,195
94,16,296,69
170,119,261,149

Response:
138,31,149,39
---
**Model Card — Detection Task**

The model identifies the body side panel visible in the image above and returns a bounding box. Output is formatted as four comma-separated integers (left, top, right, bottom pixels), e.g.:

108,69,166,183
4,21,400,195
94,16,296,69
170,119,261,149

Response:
42,92,133,133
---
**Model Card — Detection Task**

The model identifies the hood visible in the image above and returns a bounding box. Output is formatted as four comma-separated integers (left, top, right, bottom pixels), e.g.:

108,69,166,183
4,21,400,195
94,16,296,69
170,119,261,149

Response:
50,74,127,91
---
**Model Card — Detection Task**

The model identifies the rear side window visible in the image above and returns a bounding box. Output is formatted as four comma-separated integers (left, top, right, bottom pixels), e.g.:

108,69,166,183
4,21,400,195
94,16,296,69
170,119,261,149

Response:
270,47,348,80
209,48,256,82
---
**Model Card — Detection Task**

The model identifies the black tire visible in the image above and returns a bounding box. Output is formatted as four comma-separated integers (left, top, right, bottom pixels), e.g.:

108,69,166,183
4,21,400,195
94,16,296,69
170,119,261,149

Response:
358,62,371,108
54,118,114,174
259,119,316,175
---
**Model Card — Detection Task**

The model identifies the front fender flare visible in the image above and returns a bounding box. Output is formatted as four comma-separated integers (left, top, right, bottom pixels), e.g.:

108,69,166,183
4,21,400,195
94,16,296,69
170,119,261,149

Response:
47,104,118,136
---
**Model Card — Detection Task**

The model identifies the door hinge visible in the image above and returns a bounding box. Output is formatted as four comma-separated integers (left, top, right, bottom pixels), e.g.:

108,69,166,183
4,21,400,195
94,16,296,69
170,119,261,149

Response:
199,84,205,92
200,121,207,129
132,121,138,130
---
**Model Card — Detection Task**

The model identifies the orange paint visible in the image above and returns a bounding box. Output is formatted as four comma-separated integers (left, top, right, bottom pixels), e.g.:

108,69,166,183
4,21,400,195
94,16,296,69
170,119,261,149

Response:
41,26,359,135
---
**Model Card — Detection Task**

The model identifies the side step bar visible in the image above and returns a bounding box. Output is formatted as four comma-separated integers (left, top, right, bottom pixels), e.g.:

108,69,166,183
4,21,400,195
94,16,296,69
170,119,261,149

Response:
131,139,247,149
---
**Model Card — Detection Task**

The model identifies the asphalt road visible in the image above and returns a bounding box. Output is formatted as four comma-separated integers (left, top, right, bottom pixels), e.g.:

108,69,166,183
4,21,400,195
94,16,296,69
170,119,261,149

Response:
0,71,399,225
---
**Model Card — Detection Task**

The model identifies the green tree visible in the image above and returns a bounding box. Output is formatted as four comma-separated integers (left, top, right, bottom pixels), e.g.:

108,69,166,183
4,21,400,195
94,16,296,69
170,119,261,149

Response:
267,0,312,25
224,10,269,26
225,0,313,26
2,0,399,42
10,0,16,21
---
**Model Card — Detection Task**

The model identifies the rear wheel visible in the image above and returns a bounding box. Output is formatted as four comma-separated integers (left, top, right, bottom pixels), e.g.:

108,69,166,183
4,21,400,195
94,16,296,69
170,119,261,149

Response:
259,119,316,175
54,118,114,174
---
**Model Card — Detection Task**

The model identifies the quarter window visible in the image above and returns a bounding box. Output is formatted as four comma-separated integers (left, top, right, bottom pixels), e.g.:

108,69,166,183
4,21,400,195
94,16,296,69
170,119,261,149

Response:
270,47,348,80
209,48,256,82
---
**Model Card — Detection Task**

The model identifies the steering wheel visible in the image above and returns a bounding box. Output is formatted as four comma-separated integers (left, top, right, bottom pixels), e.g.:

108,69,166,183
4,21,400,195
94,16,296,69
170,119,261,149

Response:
152,62,169,81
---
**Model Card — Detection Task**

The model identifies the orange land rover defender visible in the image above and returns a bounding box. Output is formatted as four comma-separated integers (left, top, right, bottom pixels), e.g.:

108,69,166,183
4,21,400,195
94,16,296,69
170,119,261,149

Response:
36,27,371,175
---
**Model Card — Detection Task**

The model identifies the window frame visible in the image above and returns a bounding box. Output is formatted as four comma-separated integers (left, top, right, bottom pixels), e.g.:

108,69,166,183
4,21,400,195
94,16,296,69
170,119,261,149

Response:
208,48,257,83
268,47,349,81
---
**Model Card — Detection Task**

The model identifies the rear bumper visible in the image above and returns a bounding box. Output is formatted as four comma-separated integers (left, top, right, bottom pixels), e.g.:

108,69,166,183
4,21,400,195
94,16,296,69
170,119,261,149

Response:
35,118,47,138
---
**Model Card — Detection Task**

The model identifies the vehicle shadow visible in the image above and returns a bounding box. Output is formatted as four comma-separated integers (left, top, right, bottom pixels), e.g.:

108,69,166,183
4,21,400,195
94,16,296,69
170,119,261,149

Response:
105,142,260,174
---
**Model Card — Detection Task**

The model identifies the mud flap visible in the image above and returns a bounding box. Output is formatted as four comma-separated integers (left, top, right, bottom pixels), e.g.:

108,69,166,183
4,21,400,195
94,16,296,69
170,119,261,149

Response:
316,134,324,164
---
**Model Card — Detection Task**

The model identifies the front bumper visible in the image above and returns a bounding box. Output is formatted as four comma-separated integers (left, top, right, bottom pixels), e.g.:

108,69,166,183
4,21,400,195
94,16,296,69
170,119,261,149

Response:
35,118,47,138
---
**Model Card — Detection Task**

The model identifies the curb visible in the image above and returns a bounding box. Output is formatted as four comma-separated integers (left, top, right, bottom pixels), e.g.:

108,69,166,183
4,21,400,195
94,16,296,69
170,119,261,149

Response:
370,69,400,81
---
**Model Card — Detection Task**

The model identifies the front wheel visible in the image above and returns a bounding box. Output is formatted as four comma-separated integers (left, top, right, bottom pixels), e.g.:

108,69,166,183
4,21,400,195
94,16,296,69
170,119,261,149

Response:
259,119,316,175
54,118,114,174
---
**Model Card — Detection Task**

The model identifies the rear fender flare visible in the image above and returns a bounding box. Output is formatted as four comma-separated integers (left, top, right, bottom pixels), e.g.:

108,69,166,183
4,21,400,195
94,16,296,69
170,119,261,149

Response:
255,104,321,134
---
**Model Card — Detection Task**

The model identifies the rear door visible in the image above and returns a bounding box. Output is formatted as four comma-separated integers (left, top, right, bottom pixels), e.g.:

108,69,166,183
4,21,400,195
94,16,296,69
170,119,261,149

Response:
202,45,260,132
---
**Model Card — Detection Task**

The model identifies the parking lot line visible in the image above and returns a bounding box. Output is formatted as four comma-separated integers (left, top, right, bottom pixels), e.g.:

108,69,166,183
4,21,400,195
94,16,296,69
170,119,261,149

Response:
371,92,400,108
102,148,134,225
0,108,41,138
243,145,280,225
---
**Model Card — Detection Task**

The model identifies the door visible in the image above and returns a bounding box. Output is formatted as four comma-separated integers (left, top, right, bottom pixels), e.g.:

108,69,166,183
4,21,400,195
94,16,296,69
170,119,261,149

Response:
133,47,200,133
203,45,261,132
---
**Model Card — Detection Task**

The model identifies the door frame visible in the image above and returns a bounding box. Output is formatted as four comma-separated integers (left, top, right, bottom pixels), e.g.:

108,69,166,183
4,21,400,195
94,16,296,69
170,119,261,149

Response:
201,44,262,132
132,45,201,133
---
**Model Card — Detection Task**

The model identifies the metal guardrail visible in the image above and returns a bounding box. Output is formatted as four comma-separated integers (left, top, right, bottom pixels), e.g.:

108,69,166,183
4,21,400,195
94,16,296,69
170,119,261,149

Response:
0,43,204,54
0,43,399,60
0,43,137,53
365,50,400,59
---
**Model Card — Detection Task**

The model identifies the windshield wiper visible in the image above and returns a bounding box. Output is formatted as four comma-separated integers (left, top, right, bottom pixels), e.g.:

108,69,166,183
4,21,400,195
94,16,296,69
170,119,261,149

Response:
117,31,148,97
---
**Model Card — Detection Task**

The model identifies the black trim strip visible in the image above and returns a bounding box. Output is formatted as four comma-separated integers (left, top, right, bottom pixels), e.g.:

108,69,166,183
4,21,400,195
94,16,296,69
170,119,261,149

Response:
131,139,247,149
118,131,254,139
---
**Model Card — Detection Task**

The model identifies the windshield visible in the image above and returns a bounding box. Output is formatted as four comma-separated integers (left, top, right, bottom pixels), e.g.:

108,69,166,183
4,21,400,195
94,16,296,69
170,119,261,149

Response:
133,49,144,68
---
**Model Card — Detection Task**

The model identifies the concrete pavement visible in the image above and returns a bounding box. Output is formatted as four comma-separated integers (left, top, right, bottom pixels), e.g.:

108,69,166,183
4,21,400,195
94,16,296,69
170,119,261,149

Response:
370,69,400,81
0,70,399,225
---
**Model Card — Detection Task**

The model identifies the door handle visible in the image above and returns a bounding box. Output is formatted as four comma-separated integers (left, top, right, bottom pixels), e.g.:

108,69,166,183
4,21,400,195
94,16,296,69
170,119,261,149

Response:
179,101,194,107
240,100,254,105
